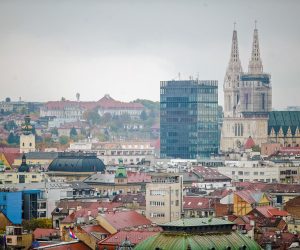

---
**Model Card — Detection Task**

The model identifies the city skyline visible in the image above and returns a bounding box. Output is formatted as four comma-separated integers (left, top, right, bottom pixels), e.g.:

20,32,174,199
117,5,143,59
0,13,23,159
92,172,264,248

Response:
0,0,300,109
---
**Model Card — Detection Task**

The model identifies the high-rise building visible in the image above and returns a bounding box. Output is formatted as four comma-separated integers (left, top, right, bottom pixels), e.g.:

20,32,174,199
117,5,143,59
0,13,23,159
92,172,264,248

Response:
160,80,219,159
221,25,272,151
145,173,183,224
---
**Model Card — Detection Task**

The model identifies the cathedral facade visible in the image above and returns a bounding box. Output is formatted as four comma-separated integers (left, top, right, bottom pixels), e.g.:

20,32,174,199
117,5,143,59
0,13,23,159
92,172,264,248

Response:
220,26,272,152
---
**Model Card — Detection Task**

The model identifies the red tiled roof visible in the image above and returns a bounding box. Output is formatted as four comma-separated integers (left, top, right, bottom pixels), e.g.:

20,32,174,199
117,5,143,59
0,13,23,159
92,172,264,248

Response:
244,136,255,149
100,211,152,230
209,189,233,198
98,231,158,246
0,147,19,154
1,152,21,166
97,95,144,110
127,172,151,183
35,241,91,250
235,190,265,204
33,228,59,239
79,225,109,235
193,166,231,181
62,208,99,224
183,196,214,210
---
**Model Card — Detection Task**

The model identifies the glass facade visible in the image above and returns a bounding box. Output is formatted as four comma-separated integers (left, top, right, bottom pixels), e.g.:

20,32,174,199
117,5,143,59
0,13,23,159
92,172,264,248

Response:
160,80,219,159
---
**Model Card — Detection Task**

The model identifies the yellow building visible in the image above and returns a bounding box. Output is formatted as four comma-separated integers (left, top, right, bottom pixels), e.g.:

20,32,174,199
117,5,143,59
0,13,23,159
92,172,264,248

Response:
233,190,271,216
6,226,32,250
0,172,45,184
13,152,58,168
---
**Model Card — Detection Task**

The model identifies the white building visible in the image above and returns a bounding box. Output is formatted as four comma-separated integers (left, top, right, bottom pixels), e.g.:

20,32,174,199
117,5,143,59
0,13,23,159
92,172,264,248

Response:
146,173,183,224
218,160,279,183
69,141,155,165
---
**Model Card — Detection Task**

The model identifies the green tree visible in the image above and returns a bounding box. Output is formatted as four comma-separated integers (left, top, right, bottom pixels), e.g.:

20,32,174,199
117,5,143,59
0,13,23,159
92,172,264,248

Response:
59,136,69,145
140,110,148,121
7,132,15,144
22,218,52,231
84,110,101,125
50,127,59,136
70,127,78,140
4,120,17,131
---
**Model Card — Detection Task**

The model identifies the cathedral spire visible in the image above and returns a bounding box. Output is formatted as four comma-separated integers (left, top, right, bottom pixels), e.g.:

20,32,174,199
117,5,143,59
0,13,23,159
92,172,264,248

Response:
230,24,240,64
224,24,243,88
248,21,263,74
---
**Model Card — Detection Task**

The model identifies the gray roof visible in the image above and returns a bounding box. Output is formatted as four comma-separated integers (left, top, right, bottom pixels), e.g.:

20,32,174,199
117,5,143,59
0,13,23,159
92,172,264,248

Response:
84,173,115,183
160,218,234,228
48,152,105,172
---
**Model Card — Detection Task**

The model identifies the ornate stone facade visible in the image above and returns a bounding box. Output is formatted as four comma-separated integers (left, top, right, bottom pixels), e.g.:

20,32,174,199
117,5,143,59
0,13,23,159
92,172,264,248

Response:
221,25,272,152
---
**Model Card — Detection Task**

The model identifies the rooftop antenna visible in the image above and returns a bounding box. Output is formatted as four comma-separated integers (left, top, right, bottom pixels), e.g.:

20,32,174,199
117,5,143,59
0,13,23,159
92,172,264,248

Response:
178,72,181,80
233,21,236,30
255,20,257,29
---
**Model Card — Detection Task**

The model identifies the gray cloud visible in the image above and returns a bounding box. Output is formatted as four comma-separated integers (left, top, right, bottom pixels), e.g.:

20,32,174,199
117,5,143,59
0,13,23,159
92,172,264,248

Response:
0,0,299,109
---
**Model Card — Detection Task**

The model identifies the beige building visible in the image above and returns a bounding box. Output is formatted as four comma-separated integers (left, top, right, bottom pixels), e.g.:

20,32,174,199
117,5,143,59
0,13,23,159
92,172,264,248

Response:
146,173,183,224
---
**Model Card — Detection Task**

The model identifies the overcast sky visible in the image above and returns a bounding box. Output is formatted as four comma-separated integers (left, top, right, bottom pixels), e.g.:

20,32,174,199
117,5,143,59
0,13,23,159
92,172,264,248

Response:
0,0,299,109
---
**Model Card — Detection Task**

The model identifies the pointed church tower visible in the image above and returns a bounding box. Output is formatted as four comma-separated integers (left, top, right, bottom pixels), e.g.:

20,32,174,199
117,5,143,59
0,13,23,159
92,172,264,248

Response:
248,22,263,74
224,25,243,117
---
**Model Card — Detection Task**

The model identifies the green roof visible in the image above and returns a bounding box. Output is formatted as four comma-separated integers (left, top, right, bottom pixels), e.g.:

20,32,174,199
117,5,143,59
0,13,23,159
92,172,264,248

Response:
268,111,300,135
134,231,261,250
160,218,233,227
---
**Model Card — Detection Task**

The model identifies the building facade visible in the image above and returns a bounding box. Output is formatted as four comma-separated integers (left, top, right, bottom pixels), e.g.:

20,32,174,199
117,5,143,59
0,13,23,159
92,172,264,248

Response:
221,26,272,152
146,173,183,224
160,80,219,159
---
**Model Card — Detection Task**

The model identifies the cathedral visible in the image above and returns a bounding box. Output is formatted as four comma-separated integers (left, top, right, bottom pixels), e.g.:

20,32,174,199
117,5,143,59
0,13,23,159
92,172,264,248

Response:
220,24,272,152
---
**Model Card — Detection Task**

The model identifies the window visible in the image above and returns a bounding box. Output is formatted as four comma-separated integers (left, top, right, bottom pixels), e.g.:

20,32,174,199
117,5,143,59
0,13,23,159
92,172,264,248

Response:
261,93,265,110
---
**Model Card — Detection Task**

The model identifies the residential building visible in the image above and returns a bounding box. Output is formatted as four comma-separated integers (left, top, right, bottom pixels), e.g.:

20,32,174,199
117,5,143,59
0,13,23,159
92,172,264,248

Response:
233,190,271,216
146,173,183,223
0,189,22,224
5,226,32,250
221,25,271,152
218,160,279,183
183,196,215,218
0,171,45,184
69,140,155,165
160,79,219,159
84,170,151,196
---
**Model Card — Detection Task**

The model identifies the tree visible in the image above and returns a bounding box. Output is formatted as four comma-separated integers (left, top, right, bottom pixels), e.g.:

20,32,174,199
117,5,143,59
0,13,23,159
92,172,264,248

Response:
70,127,78,140
140,110,148,121
4,120,17,131
22,218,52,231
50,128,58,136
5,97,11,102
7,132,15,144
83,110,101,125
59,136,69,145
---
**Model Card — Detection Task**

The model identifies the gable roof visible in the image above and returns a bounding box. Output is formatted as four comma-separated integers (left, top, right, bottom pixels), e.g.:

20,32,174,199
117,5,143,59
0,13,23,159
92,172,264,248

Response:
244,136,255,149
235,190,268,204
100,211,152,230
183,196,215,210
33,228,59,239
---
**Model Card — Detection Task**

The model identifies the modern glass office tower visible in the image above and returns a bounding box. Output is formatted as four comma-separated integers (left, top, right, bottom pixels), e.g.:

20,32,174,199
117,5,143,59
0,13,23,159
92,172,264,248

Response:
160,80,219,159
